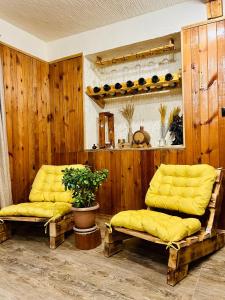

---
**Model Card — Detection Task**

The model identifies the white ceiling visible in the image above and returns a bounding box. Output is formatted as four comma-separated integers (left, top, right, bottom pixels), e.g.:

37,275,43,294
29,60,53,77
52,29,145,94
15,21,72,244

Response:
0,0,188,41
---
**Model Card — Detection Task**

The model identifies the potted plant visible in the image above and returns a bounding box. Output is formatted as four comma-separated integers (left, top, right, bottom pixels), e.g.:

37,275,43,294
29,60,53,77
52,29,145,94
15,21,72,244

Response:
62,166,108,229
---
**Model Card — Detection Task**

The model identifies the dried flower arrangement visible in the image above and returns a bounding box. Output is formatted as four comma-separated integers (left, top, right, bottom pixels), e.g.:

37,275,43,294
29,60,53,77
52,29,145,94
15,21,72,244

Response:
158,104,182,146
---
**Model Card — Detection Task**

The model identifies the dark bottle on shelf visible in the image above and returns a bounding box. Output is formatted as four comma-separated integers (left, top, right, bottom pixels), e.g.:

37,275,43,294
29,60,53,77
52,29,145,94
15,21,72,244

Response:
138,77,146,85
103,84,111,92
133,88,139,94
93,86,101,93
165,73,173,81
151,75,160,83
126,80,134,88
115,82,122,89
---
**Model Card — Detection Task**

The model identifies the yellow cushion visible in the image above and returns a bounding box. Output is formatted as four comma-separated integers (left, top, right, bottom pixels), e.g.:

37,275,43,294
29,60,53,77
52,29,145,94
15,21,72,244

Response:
145,164,216,216
29,164,84,203
0,202,72,221
111,210,201,242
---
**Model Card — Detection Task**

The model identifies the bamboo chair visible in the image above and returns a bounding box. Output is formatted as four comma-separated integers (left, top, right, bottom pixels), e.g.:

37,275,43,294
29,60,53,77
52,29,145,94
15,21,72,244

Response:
104,168,225,286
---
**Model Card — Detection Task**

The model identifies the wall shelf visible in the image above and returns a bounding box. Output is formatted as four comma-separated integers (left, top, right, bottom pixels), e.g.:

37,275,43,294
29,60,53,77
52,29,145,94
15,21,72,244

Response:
86,73,182,108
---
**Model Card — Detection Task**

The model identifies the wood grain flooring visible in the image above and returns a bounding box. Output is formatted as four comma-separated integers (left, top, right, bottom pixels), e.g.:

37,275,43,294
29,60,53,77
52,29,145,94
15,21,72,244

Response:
0,216,224,300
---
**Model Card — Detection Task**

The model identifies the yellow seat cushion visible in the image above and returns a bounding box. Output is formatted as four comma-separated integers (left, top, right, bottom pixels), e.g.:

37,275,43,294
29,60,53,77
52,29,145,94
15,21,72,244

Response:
145,164,216,216
0,202,72,221
29,164,84,203
111,210,201,242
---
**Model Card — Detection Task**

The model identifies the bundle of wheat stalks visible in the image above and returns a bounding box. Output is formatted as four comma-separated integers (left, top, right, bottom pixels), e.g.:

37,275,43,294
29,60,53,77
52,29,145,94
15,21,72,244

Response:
159,104,181,126
120,104,134,125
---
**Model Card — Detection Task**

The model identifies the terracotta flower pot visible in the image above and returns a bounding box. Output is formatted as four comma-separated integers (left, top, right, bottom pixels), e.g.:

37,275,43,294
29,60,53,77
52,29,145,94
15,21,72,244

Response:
72,203,99,229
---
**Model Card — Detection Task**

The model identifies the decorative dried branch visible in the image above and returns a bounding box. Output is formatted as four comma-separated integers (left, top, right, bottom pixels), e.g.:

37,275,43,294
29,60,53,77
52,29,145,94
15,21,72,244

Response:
120,104,134,125
168,106,181,126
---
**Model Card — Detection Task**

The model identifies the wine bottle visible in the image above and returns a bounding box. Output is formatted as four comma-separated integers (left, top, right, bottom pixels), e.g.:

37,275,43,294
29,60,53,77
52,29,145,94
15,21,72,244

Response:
138,77,146,85
165,73,173,81
126,80,134,88
151,75,159,83
115,82,122,89
133,88,139,94
93,86,101,93
103,84,111,92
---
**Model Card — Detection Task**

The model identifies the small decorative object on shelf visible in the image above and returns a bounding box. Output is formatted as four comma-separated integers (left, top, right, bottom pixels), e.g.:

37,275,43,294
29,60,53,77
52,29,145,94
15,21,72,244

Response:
152,75,160,83
98,112,115,149
120,104,135,145
92,144,97,150
133,126,151,148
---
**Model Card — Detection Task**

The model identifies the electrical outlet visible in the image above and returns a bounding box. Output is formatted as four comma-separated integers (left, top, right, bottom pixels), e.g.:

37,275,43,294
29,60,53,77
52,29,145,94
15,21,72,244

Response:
222,107,225,117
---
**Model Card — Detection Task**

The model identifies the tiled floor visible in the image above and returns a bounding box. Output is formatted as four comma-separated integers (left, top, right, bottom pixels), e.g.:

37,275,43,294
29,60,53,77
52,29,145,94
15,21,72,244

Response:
0,216,224,300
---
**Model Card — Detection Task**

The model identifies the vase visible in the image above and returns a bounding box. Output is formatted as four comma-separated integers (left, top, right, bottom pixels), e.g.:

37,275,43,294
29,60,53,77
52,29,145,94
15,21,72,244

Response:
128,125,133,145
159,124,167,147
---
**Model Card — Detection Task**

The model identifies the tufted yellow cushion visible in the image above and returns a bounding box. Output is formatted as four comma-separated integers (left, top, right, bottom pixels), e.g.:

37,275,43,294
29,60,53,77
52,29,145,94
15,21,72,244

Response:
0,202,72,221
145,164,216,216
29,164,84,203
111,210,201,242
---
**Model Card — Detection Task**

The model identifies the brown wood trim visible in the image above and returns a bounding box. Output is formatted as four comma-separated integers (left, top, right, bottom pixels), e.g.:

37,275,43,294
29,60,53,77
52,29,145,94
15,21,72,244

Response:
182,15,225,30
49,53,83,64
0,41,46,63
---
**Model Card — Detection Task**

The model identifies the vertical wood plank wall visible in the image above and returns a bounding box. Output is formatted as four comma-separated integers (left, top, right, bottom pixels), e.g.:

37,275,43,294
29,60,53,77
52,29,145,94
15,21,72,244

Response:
49,57,84,160
49,20,225,226
1,19,225,228
0,45,51,203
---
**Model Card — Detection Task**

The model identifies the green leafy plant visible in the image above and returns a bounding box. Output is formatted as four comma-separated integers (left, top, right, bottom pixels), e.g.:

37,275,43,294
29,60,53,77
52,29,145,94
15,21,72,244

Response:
62,166,109,208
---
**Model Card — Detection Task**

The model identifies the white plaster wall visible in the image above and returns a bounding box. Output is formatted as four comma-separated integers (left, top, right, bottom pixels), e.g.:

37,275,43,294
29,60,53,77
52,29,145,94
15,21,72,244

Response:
47,0,206,61
0,18,48,61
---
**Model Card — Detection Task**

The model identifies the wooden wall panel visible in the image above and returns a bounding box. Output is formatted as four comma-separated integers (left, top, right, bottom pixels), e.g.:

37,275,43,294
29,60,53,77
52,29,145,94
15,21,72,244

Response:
208,22,220,167
0,45,51,203
2,19,225,228
49,56,83,163
47,20,225,224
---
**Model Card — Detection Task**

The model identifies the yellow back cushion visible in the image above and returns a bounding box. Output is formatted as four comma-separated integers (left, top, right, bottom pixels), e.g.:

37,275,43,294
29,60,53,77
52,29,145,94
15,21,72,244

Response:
29,164,84,203
145,164,216,216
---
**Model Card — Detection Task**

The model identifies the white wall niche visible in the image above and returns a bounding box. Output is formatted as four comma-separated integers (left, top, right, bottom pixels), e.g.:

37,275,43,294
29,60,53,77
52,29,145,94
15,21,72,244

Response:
84,33,183,150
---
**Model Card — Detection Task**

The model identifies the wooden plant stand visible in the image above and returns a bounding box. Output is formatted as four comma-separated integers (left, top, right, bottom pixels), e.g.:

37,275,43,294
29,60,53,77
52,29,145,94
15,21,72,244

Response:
0,212,74,249
74,227,102,250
